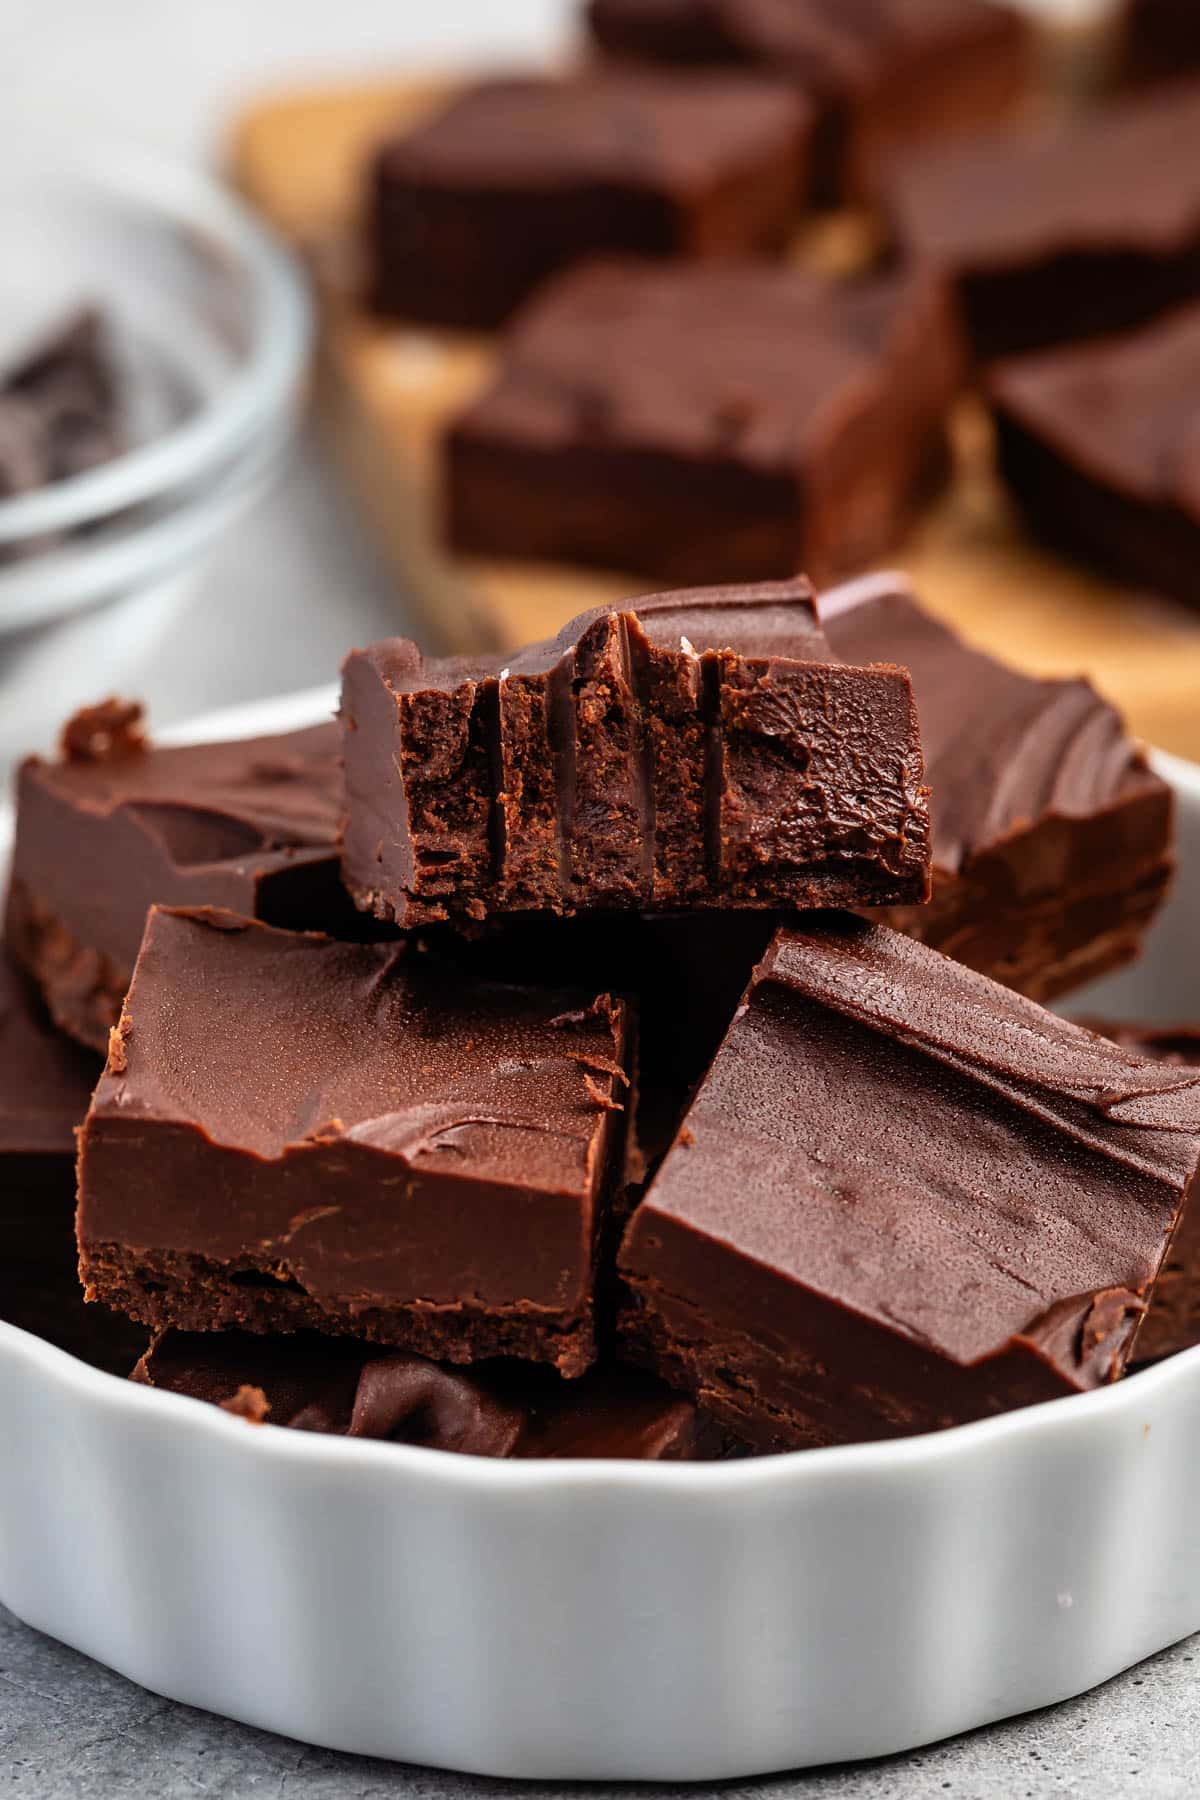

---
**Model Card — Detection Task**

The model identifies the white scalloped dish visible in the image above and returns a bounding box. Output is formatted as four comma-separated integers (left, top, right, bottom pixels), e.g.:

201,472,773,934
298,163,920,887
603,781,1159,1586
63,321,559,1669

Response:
1,686,1199,1781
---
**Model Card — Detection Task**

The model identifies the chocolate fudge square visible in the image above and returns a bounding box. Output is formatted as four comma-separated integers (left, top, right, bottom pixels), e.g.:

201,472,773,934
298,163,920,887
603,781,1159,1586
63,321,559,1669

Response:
340,577,931,927
371,71,812,329
990,306,1200,611
77,908,632,1376
587,0,1033,201
7,701,347,1052
821,574,1174,1000
1083,1022,1200,1364
619,917,1200,1452
446,260,962,586
1122,0,1200,88
133,1332,720,1459
887,82,1200,362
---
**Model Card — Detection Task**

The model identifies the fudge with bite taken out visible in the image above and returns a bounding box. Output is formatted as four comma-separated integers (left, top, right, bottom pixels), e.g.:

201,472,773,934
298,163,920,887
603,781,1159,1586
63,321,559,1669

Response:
340,577,931,928
989,305,1200,611
6,701,348,1052
133,1332,724,1460
821,573,1174,1000
77,907,633,1377
619,917,1200,1452
446,260,962,587
371,71,813,328
585,0,1033,202
886,83,1200,362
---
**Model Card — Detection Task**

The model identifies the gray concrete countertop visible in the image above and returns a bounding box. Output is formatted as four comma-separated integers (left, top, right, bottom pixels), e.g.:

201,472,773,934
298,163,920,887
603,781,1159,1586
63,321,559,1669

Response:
2,2,1189,1793
1,1603,1197,1798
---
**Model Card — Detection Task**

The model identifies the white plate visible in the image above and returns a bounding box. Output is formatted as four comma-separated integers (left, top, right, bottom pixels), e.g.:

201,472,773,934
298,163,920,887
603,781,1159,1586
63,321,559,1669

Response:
1,690,1198,1782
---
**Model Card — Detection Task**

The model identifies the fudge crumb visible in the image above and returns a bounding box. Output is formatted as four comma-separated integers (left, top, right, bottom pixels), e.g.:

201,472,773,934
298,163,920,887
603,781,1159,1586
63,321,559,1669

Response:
221,1385,270,1424
61,698,145,764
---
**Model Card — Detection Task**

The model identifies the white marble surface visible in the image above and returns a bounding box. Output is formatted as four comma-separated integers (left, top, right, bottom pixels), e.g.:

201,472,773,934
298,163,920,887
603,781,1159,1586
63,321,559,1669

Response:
3,3,1188,1795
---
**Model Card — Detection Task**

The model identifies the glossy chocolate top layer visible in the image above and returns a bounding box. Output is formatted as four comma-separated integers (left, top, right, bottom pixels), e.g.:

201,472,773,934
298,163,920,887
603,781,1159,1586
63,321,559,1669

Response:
91,908,625,1191
820,573,1163,874
629,916,1200,1375
10,704,343,975
588,0,1019,95
0,952,100,1155
989,304,1200,516
133,1332,718,1460
889,82,1200,270
460,259,953,471
376,71,808,190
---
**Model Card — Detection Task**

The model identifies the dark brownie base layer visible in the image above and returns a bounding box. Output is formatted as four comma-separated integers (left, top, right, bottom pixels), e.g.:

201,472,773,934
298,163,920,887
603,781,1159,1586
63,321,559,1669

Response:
82,1242,597,1377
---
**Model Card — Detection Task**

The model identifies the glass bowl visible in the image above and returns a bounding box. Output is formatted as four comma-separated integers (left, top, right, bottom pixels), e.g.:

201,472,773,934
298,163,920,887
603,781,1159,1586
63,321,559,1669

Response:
0,135,312,634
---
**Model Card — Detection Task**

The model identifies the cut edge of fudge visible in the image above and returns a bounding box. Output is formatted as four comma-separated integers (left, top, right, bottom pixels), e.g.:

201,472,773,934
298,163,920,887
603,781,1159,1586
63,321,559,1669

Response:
618,916,1200,1452
339,577,932,927
77,906,634,1377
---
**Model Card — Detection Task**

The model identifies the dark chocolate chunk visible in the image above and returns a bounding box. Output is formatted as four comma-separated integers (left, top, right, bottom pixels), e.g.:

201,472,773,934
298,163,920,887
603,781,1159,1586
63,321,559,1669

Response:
77,907,633,1376
340,577,932,927
1081,1020,1200,1364
887,83,1200,361
446,260,962,587
586,0,1032,201
989,305,1200,610
821,573,1173,1000
371,71,812,328
132,1332,722,1459
619,916,1200,1452
6,702,348,1052
0,308,123,489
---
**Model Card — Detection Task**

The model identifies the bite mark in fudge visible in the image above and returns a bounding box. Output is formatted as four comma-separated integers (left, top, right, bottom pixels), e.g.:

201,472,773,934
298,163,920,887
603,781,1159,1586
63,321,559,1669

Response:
1082,1022,1200,1364
887,83,1200,362
371,72,812,329
6,701,349,1051
446,260,962,587
989,306,1200,611
132,1332,722,1459
340,578,931,926
586,0,1033,201
821,573,1173,1000
77,908,633,1376
619,917,1200,1452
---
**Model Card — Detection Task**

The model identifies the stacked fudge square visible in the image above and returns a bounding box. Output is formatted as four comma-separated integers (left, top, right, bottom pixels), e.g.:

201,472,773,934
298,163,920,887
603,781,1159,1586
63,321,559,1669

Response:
6,571,1200,1460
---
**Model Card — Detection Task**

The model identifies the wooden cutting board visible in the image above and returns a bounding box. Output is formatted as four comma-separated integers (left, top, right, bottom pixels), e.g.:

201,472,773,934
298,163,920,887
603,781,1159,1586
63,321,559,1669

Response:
232,76,1200,760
